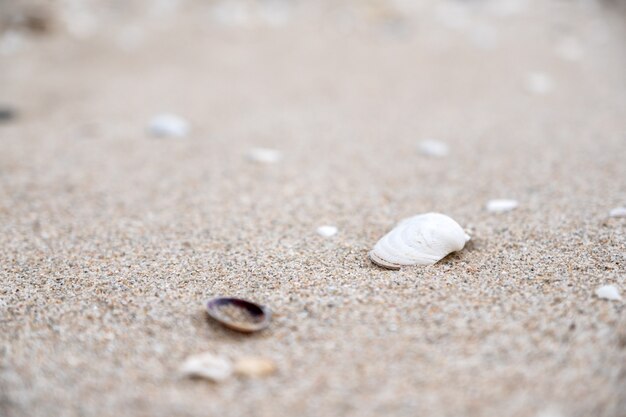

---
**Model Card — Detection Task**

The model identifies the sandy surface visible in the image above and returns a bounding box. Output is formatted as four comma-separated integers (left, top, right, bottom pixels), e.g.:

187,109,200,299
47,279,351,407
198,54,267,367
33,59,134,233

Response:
1,1,625,416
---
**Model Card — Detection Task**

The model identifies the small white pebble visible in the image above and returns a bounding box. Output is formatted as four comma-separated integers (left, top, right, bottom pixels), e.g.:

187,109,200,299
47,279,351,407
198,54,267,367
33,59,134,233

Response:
258,2,291,27
179,352,233,382
247,147,282,164
418,139,449,157
212,1,251,27
488,0,527,17
435,3,469,30
469,25,498,50
0,31,25,56
62,10,98,39
316,225,338,237
595,285,622,301
555,37,584,62
609,207,626,218
148,114,189,138
525,72,553,95
535,406,565,417
486,199,518,213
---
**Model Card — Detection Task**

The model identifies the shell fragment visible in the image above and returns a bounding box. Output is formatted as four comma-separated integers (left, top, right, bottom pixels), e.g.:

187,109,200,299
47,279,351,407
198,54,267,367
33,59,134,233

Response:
595,285,622,301
234,357,277,377
316,225,338,237
180,352,233,382
609,207,626,218
148,114,190,138
247,147,282,164
418,139,449,157
486,199,518,213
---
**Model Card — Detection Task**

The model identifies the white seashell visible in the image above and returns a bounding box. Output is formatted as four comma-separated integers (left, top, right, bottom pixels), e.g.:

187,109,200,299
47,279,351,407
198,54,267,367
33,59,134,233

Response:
316,225,338,237
418,139,449,157
247,147,282,164
369,213,469,270
486,199,518,213
595,285,622,301
148,114,189,138
525,72,553,95
609,207,626,218
180,352,233,382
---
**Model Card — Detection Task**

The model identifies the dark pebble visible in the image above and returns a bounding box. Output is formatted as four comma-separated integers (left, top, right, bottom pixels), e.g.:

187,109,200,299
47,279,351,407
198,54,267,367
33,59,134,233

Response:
0,107,17,122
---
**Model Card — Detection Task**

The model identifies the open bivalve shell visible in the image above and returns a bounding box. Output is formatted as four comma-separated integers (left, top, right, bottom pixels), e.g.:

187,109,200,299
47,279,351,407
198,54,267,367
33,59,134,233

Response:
369,212,470,270
206,297,272,333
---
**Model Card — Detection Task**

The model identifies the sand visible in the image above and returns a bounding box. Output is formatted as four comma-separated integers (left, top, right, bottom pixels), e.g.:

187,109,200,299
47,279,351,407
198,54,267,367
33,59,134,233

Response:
1,1,625,416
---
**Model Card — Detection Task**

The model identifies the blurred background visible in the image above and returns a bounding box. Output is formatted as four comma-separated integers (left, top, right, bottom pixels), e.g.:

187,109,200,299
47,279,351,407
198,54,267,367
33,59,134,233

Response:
1,1,625,417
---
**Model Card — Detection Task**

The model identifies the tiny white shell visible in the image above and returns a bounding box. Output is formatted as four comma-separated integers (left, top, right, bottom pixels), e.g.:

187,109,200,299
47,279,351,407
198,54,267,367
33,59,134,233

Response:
486,199,518,213
370,213,469,269
180,352,233,382
316,225,338,237
148,114,189,138
555,37,584,62
247,147,282,164
609,207,626,218
595,285,622,301
418,139,449,157
525,72,553,95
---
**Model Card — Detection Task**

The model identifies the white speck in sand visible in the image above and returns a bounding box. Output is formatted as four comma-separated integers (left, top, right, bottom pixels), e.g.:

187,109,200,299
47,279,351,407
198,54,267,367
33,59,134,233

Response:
115,27,144,51
555,37,584,62
595,285,622,301
486,199,518,213
535,406,565,417
0,31,25,56
609,207,626,218
212,1,252,27
148,114,190,138
488,0,527,17
63,11,98,39
258,2,291,27
470,25,498,50
247,147,282,164
180,352,233,382
435,3,469,30
418,139,449,157
525,72,553,95
150,0,181,17
316,225,338,237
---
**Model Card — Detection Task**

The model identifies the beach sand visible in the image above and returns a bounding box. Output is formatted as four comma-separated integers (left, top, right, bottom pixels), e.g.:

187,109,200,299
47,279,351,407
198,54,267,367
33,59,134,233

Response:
1,1,625,416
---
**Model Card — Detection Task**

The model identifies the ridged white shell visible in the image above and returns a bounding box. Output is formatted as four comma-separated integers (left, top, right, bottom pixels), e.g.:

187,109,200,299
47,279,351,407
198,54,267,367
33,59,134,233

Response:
370,213,469,270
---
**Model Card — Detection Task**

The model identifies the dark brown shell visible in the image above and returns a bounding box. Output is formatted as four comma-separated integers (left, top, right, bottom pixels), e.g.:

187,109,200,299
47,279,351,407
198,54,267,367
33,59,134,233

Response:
206,297,271,333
